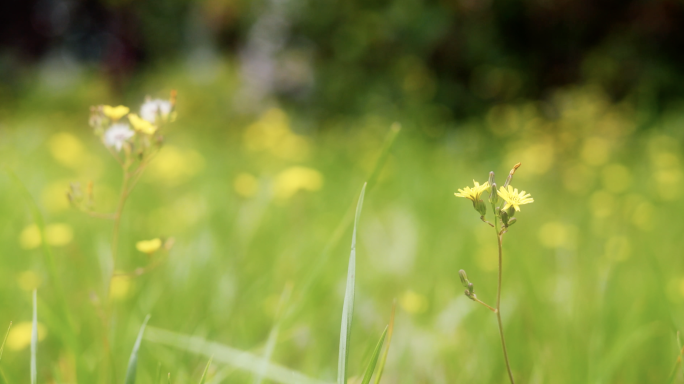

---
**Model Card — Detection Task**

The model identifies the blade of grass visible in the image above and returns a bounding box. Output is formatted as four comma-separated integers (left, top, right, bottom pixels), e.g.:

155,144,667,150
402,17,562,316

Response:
124,315,151,384
678,331,684,382
31,290,37,384
372,301,396,384
287,124,400,322
0,322,10,384
0,322,11,362
254,283,293,384
6,170,80,361
360,326,388,384
337,183,366,384
198,357,213,384
144,327,332,384
155,362,162,384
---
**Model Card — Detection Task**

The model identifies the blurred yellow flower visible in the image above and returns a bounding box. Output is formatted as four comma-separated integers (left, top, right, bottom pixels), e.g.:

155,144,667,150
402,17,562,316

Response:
234,173,259,198
454,180,490,202
273,167,323,200
41,181,71,213
497,185,534,212
19,223,73,249
399,290,428,314
538,221,576,249
6,321,47,351
128,113,158,135
103,105,130,121
17,271,42,291
48,132,85,168
146,146,205,186
136,238,162,254
109,276,132,301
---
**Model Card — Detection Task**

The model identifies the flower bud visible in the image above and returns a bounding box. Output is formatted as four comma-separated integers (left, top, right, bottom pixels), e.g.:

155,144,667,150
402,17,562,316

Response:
507,218,517,227
459,269,469,287
474,199,487,216
488,171,495,187
467,282,474,295
489,182,498,204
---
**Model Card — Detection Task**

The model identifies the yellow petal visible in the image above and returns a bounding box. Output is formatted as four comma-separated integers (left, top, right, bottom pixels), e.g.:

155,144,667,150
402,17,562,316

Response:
103,105,130,120
128,113,158,135
136,238,162,254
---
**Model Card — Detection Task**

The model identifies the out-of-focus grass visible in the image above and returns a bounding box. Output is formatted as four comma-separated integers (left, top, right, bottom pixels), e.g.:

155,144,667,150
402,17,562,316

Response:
1,60,684,383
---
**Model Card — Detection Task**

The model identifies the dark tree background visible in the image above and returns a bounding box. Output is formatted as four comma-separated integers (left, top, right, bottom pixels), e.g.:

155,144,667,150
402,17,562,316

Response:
2,0,683,119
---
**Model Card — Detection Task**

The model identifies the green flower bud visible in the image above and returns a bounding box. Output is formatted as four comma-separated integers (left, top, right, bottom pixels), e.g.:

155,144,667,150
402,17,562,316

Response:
458,269,469,287
489,182,498,204
473,199,487,216
467,282,474,295
507,218,517,227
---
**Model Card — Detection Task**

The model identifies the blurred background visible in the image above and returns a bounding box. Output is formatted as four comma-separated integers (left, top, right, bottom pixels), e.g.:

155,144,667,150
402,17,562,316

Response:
2,0,684,383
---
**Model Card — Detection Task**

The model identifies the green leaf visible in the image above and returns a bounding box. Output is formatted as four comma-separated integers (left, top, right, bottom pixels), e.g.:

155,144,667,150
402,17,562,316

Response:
198,357,213,384
30,291,37,384
144,327,331,384
0,322,11,363
254,284,292,384
372,301,396,384
337,183,366,384
360,326,388,384
124,315,151,384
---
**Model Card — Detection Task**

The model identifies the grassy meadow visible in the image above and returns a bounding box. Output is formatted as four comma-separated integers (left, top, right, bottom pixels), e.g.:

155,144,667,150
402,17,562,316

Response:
1,62,684,383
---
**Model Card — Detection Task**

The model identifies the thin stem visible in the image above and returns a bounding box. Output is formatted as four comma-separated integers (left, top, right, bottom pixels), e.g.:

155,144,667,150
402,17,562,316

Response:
471,296,497,313
111,171,130,265
494,215,515,384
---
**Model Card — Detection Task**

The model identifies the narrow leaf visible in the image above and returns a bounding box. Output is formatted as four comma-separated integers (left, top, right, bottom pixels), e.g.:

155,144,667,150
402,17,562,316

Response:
198,357,213,384
145,327,331,384
124,315,151,384
337,183,366,384
360,326,388,384
254,284,292,384
31,290,37,384
0,322,12,362
372,301,396,384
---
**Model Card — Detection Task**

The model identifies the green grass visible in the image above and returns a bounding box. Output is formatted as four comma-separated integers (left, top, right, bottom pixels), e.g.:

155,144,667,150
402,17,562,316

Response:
1,63,684,383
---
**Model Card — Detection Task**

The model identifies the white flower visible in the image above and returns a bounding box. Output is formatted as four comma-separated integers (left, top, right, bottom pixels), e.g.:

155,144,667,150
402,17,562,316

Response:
140,99,173,123
104,123,134,151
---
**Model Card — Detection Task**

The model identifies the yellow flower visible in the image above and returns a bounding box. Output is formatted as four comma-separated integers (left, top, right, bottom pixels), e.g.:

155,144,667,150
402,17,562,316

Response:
497,185,534,212
136,238,162,254
6,321,47,351
103,105,130,121
454,180,490,202
128,113,158,135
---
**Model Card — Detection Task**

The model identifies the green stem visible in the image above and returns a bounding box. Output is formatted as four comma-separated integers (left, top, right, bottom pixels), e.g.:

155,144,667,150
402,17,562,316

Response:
494,215,515,384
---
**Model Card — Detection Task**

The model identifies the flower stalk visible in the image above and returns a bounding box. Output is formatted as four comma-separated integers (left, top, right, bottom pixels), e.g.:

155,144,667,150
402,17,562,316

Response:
454,163,533,384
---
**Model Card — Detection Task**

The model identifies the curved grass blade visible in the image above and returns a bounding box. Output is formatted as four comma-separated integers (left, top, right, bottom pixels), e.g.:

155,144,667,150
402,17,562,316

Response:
125,315,151,384
6,170,79,355
0,322,11,362
0,322,11,384
337,183,366,384
289,124,401,322
360,326,388,384
254,284,292,384
372,301,396,384
198,357,213,384
144,327,331,384
31,290,37,384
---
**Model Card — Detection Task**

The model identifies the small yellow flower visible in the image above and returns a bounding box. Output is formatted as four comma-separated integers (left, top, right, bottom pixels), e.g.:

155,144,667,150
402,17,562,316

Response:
102,105,130,121
454,180,490,202
6,321,47,351
497,185,534,212
136,238,162,254
128,113,158,135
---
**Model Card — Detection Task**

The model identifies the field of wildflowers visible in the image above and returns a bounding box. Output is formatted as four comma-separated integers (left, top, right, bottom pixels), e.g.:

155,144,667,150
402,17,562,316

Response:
1,63,684,383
